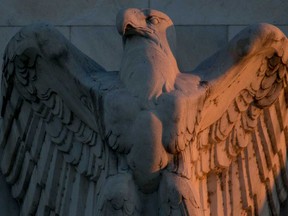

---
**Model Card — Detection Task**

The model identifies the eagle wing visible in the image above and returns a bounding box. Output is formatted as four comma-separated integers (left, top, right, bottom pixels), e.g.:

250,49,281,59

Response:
163,24,288,216
0,24,138,215
193,24,288,216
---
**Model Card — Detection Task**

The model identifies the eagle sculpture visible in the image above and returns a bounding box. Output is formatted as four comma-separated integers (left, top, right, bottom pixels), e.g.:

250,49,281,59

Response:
1,8,288,216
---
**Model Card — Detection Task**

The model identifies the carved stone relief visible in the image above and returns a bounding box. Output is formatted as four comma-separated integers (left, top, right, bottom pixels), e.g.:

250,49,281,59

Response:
1,8,288,216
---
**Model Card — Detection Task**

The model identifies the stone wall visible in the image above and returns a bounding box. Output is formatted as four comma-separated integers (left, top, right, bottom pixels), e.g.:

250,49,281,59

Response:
1,0,288,72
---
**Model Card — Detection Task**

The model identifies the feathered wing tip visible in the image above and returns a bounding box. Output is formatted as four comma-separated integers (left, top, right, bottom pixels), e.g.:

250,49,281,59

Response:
0,24,121,215
188,23,288,215
193,23,288,82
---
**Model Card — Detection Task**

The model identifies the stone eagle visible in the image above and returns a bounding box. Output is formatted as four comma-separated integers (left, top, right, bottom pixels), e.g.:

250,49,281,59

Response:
1,8,288,216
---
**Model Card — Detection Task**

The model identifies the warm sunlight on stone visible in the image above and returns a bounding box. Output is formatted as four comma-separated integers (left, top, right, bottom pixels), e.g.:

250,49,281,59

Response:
1,3,288,216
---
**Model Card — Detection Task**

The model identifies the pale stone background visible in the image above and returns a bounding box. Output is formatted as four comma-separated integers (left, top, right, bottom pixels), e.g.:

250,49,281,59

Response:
0,0,288,214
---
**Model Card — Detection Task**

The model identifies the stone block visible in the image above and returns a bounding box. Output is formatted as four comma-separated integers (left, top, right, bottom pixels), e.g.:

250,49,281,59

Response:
65,1,149,26
71,26,123,71
0,0,149,26
228,26,246,41
150,0,288,25
175,25,227,71
55,26,70,40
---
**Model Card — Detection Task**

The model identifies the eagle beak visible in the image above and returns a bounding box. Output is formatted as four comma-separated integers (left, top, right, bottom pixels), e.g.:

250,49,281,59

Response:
116,8,144,37
123,23,138,36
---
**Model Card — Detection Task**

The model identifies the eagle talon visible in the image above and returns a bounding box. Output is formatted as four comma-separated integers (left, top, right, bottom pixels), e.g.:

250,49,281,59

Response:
97,174,141,216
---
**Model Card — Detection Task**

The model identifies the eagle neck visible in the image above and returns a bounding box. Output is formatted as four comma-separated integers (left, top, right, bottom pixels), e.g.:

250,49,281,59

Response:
120,37,179,100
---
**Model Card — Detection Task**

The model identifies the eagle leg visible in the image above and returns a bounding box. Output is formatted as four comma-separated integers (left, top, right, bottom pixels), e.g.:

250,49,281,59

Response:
96,173,141,216
159,171,204,216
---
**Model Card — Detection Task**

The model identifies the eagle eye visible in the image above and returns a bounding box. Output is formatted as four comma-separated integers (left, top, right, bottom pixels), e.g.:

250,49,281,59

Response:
146,16,160,25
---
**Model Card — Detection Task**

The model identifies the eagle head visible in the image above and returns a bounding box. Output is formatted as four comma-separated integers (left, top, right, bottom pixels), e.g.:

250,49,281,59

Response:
116,8,176,56
116,8,180,100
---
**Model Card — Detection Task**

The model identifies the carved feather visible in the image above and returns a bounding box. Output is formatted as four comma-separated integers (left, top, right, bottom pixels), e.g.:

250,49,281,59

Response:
0,24,120,216
191,23,288,215
2,9,288,216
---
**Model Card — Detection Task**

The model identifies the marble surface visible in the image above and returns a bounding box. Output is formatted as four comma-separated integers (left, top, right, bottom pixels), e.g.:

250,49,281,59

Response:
150,0,288,25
